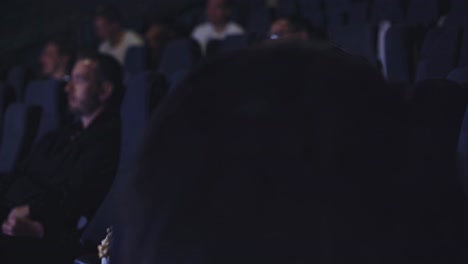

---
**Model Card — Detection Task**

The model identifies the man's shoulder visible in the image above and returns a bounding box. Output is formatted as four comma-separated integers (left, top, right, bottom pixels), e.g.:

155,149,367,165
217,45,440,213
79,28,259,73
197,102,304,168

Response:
192,23,212,35
123,30,144,46
226,22,245,34
99,41,111,52
87,112,121,142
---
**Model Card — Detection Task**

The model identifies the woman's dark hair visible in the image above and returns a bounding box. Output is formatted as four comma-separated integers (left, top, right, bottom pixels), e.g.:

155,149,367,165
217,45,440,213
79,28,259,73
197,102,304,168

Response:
77,52,125,107
113,41,466,263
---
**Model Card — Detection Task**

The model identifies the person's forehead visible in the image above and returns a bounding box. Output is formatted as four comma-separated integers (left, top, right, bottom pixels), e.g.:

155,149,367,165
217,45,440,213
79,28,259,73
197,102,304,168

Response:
147,25,165,34
95,17,111,25
44,43,59,53
271,20,293,31
73,59,98,74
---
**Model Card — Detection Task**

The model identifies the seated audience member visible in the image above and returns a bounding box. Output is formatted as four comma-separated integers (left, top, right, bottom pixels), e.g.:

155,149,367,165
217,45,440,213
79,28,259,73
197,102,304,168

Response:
40,38,73,81
145,22,176,68
269,16,327,41
0,53,123,264
95,5,144,64
192,0,245,53
114,41,466,263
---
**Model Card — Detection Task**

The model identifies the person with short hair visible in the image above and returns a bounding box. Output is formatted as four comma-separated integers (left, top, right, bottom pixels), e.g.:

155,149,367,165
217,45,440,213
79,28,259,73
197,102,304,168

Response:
191,0,245,53
115,40,468,263
145,22,176,68
269,16,327,41
94,5,144,64
40,38,73,81
0,53,123,263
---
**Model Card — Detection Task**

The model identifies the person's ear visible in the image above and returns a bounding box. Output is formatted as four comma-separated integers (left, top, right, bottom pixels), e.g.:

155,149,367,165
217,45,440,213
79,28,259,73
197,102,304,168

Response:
99,81,114,103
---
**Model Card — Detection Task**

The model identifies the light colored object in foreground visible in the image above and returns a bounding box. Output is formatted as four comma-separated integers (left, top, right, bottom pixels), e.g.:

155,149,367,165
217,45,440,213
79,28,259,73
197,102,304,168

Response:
98,227,113,262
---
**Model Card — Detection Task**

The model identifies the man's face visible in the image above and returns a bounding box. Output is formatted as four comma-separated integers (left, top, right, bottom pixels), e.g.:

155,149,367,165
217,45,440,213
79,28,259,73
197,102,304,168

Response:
94,17,117,41
66,59,103,116
269,19,297,40
145,25,172,52
206,0,231,26
40,43,61,76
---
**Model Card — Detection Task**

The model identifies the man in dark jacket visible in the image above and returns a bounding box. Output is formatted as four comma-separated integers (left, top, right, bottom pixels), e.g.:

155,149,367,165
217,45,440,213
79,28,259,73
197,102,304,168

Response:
0,53,123,263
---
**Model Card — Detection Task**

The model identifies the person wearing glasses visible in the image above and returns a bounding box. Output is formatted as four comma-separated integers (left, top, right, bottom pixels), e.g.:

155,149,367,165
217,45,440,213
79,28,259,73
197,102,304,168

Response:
268,16,326,41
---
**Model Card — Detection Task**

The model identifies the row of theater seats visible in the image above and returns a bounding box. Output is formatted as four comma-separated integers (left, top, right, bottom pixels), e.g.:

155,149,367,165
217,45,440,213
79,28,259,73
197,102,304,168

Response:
276,0,467,28
113,0,468,89
329,24,468,83
121,25,468,94
0,79,66,176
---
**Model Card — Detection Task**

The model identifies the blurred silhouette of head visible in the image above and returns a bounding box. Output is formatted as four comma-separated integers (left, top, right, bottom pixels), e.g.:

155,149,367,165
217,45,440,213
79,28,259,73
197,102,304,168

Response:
94,5,123,43
269,16,326,41
145,23,175,54
114,41,418,264
40,37,73,80
65,52,123,117
206,0,233,27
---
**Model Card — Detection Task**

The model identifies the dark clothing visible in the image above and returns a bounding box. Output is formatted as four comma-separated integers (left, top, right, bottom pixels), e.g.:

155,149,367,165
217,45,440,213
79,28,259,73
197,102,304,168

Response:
0,109,121,263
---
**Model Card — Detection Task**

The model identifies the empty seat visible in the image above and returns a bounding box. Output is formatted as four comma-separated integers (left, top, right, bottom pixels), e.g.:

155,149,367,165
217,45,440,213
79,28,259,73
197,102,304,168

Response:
276,0,298,17
445,0,468,26
0,103,41,175
329,24,378,67
158,38,202,80
458,30,468,67
406,0,439,27
349,2,369,24
124,46,149,74
409,79,468,184
445,11,468,27
246,6,271,39
416,27,462,81
7,66,29,101
370,0,404,24
169,70,191,93
80,71,166,244
445,0,468,27
218,35,250,53
447,68,468,85
24,79,67,142
407,80,468,242
298,0,325,29
324,0,351,27
384,25,417,83
206,35,250,57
